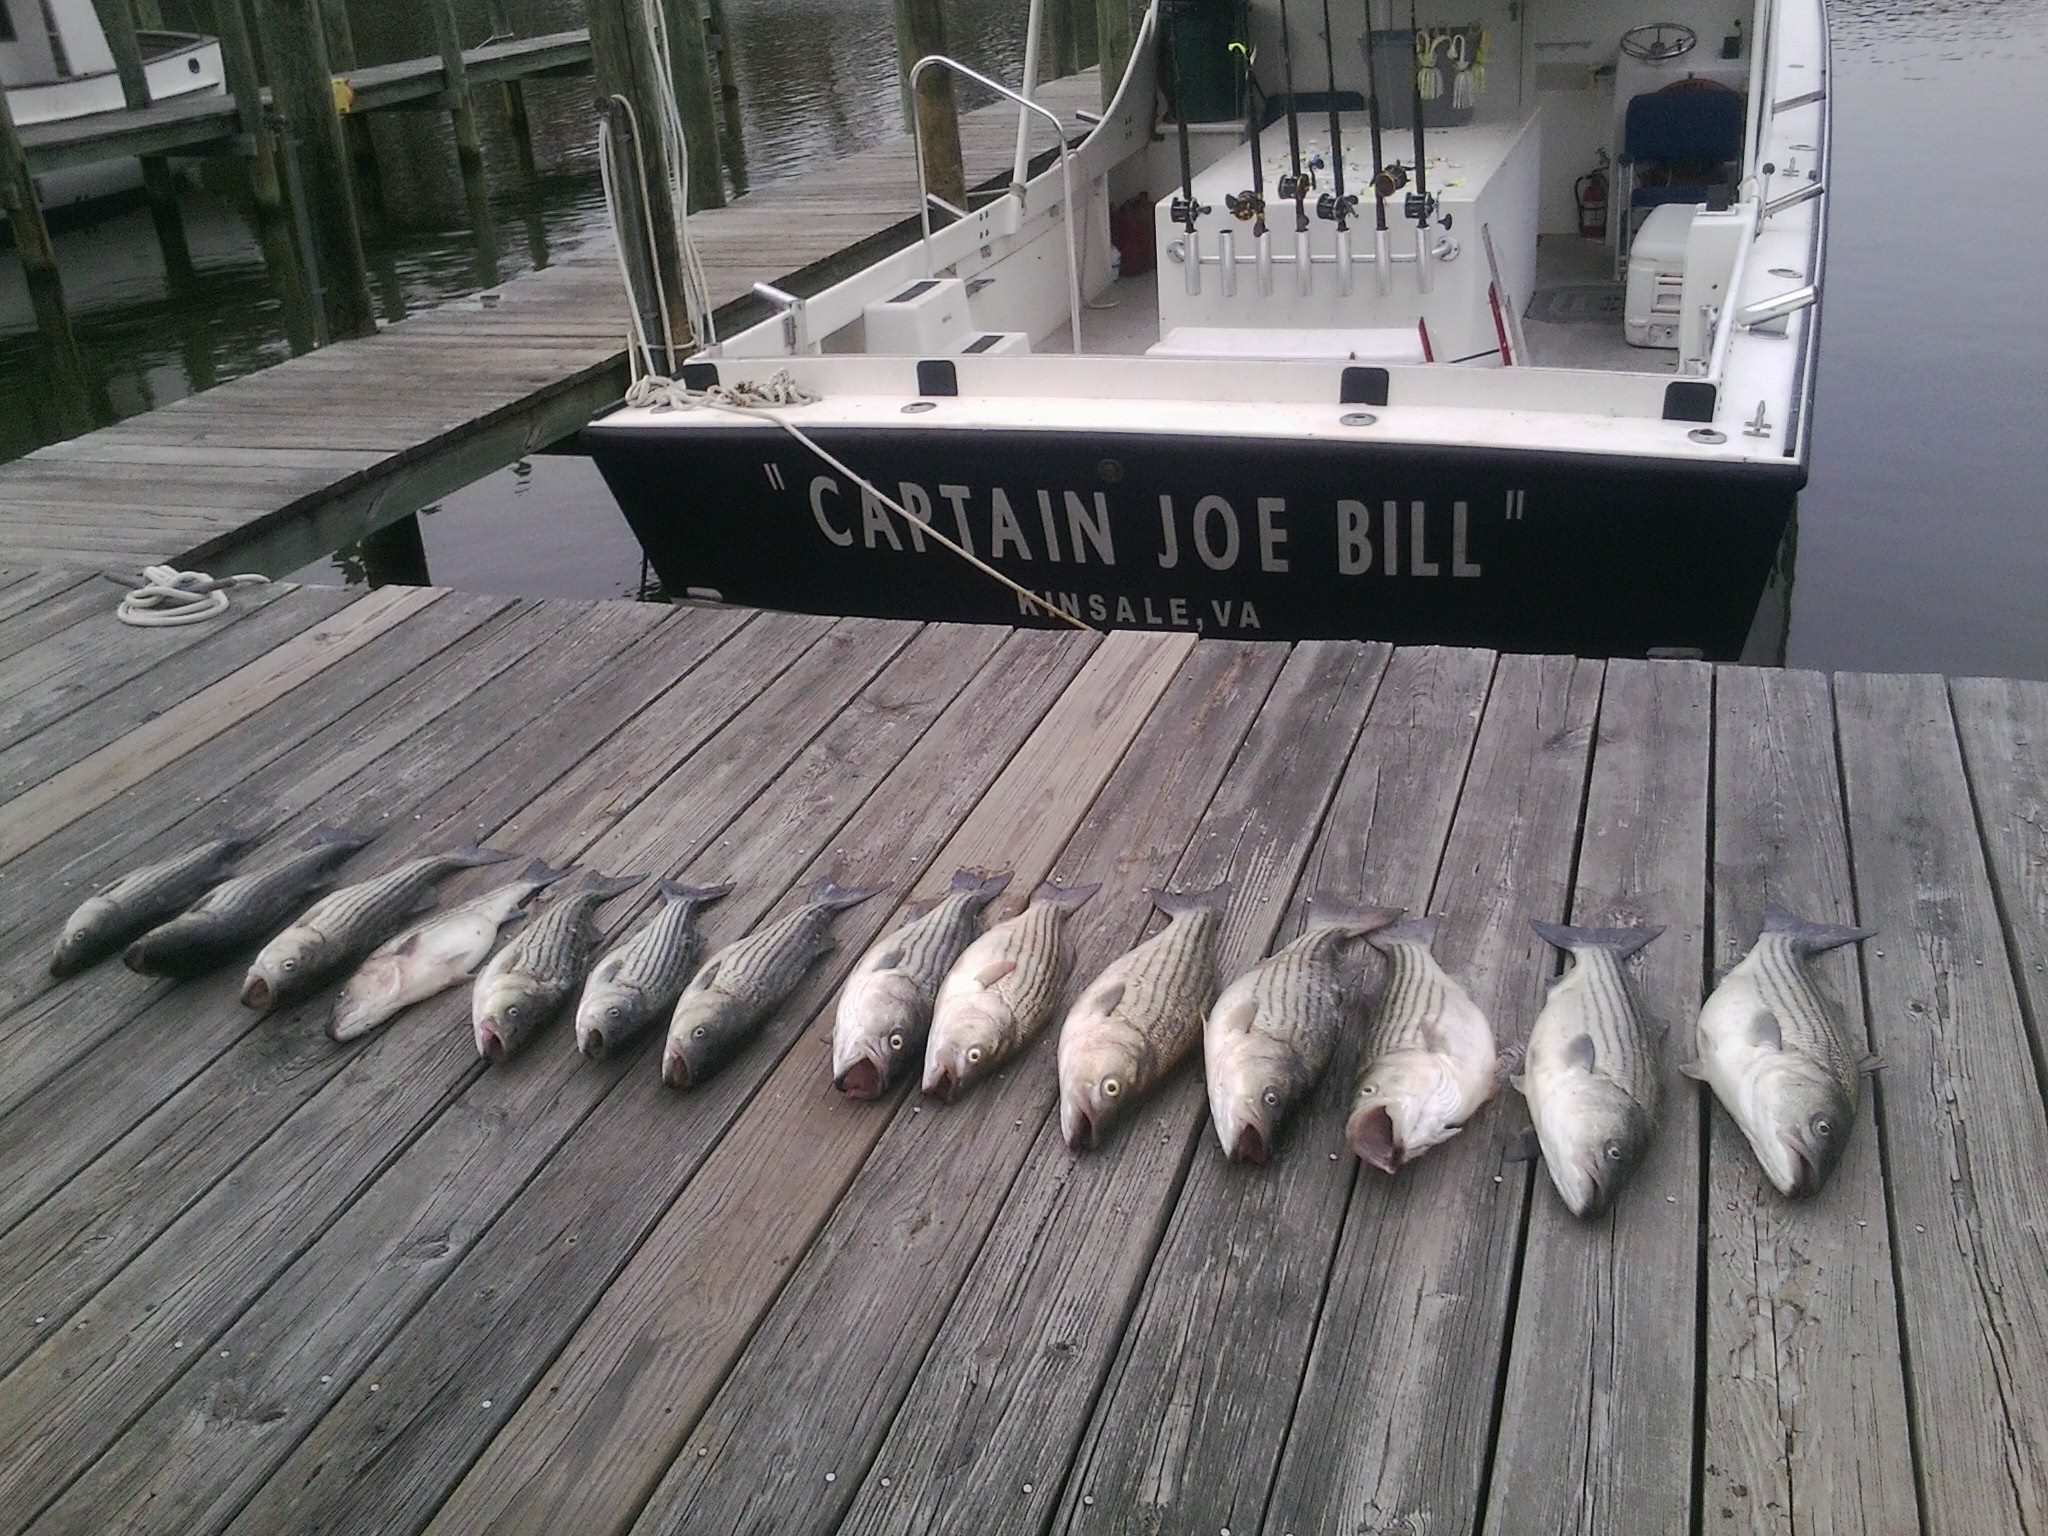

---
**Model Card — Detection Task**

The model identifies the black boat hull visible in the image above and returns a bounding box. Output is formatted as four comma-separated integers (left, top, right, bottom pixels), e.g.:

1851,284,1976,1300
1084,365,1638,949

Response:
585,420,1800,659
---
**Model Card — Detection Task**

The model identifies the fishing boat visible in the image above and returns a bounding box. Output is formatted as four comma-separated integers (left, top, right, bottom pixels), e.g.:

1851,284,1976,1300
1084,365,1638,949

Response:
1,0,226,211
586,0,1828,659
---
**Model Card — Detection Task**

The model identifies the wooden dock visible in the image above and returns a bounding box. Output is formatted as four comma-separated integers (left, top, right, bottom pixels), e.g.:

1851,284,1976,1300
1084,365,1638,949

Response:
0,574,2043,1536
0,70,1102,579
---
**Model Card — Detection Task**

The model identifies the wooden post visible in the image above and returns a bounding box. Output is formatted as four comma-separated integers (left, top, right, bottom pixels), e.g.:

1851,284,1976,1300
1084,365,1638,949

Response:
315,0,381,215
894,0,966,211
255,0,378,341
484,0,539,176
1097,0,1142,107
90,0,195,282
133,0,164,26
705,0,748,197
0,83,94,435
1046,0,1079,77
1075,0,1098,66
589,0,691,366
663,0,725,210
428,0,486,180
359,514,432,587
210,0,314,350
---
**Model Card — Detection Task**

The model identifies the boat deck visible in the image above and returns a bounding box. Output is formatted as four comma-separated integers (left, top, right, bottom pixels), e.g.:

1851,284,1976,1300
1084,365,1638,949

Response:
1,576,2045,1536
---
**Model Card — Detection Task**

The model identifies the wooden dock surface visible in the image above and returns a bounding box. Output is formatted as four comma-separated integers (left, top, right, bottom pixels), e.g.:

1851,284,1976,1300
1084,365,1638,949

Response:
0,575,2043,1536
0,70,1101,579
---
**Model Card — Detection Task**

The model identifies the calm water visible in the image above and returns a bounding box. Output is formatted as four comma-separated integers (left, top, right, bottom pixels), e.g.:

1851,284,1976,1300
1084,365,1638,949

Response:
3,0,2044,676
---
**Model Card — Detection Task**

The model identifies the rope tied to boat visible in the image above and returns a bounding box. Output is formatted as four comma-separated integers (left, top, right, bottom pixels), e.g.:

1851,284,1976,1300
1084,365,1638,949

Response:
116,565,271,628
624,371,1098,634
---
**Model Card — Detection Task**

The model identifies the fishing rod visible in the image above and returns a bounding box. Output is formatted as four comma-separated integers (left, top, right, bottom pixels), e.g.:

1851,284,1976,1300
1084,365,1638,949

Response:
1273,0,1315,293
1408,0,1434,292
1314,0,1358,293
1224,3,1272,294
1164,1,1210,295
1360,0,1403,293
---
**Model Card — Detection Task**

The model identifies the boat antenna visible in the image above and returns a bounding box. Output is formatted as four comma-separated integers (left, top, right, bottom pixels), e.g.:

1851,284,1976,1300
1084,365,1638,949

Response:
1226,2,1267,240
1408,0,1434,291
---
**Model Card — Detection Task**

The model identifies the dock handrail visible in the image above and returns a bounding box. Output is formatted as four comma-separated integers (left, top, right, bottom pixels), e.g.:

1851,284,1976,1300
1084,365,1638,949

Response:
909,53,1084,356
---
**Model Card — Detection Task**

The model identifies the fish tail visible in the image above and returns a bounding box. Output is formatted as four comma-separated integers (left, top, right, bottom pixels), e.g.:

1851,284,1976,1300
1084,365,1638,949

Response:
216,823,270,855
1370,915,1441,953
578,872,644,902
1033,880,1100,910
299,824,375,854
1150,881,1233,918
660,880,734,911
1530,919,1663,959
809,876,885,911
517,859,575,894
949,868,1014,909
447,843,518,868
1762,907,1876,953
1304,896,1406,936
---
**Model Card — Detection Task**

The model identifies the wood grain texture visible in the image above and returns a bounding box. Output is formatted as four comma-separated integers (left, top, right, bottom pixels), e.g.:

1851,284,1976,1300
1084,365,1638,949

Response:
220,627,1123,1536
1837,670,2048,1535
1481,658,1711,1536
1053,643,1497,1536
825,641,1394,1536
1256,652,1604,1536
1701,666,1918,1536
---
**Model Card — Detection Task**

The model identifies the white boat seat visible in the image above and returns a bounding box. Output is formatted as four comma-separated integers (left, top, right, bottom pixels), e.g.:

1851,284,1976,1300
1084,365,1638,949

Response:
1146,326,1427,364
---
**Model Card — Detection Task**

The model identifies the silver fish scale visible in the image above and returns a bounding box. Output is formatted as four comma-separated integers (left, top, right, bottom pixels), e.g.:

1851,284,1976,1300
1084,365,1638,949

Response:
1365,941,1450,1055
993,902,1070,1030
1750,933,1859,1093
600,904,706,994
97,841,237,909
298,855,468,941
192,844,353,919
1559,945,1658,1102
873,893,985,998
1238,929,1356,1060
698,903,836,1008
500,891,611,981
1117,909,1224,1069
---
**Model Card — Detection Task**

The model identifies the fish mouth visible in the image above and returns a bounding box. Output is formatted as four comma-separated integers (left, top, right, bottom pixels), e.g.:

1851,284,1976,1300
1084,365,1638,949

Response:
1347,1106,1401,1174
1061,1100,1101,1153
476,1022,509,1064
121,942,153,974
1779,1132,1821,1199
662,1048,694,1090
836,1057,886,1101
923,1065,960,1104
1228,1122,1271,1167
240,976,272,1013
579,1027,609,1062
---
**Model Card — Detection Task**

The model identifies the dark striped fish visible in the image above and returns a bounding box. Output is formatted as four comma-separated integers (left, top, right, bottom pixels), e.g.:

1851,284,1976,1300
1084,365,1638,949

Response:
832,867,1011,1101
1058,882,1232,1152
663,876,882,1089
51,829,261,977
123,828,372,979
1688,907,1876,1198
1347,916,1503,1174
472,871,640,1061
1513,921,1664,1217
242,843,514,1012
1205,897,1403,1165
574,880,734,1060
924,880,1099,1102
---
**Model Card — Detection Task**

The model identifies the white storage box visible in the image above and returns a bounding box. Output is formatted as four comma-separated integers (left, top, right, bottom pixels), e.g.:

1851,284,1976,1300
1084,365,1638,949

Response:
1625,204,1697,349
863,277,973,355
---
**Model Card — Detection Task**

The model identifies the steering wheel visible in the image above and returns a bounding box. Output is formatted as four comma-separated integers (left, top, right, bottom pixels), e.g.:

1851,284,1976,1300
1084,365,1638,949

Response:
1620,22,1698,61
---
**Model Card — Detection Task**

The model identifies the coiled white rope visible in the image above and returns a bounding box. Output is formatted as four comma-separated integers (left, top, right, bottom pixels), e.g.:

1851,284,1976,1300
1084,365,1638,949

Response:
116,565,270,628
625,371,1097,633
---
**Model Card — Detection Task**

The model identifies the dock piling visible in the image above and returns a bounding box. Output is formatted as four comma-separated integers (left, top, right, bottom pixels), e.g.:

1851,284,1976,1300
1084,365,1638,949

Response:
1096,0,1141,107
705,0,748,197
486,0,539,177
428,0,487,182
255,0,378,342
0,85,93,436
210,0,317,352
663,0,726,210
894,0,967,212
359,513,433,588
316,0,382,218
89,0,196,283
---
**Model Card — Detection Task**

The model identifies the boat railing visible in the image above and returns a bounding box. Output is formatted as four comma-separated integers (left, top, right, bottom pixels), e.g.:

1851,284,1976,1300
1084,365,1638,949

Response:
907,53,1084,356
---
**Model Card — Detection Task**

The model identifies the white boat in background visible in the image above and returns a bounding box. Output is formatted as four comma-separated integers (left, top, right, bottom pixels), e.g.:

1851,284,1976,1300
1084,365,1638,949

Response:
1,0,225,210
588,0,1830,660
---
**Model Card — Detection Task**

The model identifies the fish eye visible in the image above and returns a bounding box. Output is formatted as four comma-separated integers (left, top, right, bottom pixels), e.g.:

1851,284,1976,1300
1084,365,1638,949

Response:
607,1006,623,1020
692,1025,707,1038
1811,1114,1833,1139
1603,1138,1624,1162
1361,1082,1377,1096
1261,1087,1280,1107
1101,1077,1121,1098
283,959,296,971
967,1046,984,1063
888,1032,905,1051
503,1004,520,1020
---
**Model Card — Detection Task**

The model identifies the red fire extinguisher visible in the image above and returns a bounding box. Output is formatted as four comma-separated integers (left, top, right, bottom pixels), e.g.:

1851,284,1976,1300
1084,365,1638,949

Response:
1575,152,1610,240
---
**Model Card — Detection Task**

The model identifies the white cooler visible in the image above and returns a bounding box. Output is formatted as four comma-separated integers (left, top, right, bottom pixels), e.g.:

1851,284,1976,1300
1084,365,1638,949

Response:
1625,204,1697,349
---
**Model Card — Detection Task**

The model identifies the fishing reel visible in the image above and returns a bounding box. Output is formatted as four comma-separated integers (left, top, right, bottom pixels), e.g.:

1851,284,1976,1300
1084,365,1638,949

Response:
1278,153,1323,203
1224,190,1266,222
1403,190,1437,223
1316,191,1359,223
1170,194,1213,226
1370,163,1409,201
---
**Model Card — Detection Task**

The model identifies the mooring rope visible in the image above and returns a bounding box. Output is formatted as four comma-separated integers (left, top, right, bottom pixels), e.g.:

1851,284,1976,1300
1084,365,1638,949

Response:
115,565,271,628
624,371,1097,633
